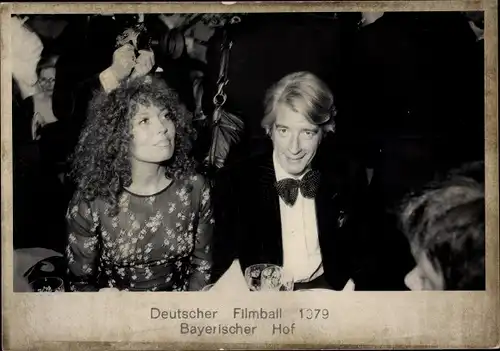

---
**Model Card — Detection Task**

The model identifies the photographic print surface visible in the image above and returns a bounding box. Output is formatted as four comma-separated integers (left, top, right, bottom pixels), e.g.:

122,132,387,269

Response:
1,1,498,350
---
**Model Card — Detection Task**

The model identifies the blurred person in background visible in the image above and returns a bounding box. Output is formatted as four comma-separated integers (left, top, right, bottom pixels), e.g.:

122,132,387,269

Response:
11,15,59,250
33,55,60,144
399,161,485,290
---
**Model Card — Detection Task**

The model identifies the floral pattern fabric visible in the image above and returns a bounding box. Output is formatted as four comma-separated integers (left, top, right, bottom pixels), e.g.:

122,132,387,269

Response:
65,174,213,292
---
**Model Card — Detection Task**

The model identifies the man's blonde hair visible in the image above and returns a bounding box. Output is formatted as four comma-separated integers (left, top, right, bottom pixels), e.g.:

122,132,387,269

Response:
261,71,337,134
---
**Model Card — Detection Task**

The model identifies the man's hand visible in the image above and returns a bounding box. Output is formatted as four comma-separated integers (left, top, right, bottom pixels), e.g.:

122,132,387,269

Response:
100,44,137,93
31,109,58,141
130,50,155,79
31,112,44,141
109,44,137,82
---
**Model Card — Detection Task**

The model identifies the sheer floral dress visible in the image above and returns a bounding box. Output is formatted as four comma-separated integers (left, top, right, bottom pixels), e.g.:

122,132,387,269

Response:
65,174,213,291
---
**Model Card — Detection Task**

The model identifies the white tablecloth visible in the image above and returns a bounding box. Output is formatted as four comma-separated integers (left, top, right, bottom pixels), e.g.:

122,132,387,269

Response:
209,259,355,292
12,251,354,292
210,259,249,293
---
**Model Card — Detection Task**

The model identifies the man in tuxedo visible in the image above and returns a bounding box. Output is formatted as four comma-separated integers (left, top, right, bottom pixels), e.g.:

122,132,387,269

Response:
212,71,412,290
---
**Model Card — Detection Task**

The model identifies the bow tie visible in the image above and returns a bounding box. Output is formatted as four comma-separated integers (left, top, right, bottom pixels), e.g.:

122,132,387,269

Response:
275,170,321,206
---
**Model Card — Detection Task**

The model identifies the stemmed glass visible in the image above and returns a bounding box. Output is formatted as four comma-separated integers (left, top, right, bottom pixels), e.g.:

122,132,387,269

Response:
244,264,275,291
261,265,294,291
244,264,294,291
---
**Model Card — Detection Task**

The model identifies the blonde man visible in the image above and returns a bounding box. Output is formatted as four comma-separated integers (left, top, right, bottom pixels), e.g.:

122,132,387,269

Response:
212,72,399,290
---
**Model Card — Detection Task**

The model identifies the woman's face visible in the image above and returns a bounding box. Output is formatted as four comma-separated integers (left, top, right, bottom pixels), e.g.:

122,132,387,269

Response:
39,67,56,94
130,103,176,164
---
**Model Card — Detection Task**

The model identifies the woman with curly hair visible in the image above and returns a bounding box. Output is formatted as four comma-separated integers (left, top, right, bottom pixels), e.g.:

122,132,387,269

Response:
65,75,213,292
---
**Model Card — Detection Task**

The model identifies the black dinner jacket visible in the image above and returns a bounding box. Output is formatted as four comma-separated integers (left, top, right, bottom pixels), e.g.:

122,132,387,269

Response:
211,142,383,290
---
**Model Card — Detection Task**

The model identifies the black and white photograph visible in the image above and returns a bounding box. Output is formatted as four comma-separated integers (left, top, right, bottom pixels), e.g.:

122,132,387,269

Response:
2,2,498,349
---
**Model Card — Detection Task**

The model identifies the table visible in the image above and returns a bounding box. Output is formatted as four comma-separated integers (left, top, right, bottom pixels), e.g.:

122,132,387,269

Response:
209,259,356,292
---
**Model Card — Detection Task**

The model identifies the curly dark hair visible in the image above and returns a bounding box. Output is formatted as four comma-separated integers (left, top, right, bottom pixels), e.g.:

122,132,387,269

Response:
398,161,485,290
69,75,197,216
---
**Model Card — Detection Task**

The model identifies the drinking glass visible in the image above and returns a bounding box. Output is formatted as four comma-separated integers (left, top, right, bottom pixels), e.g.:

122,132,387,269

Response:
261,266,294,291
29,277,65,292
244,263,278,291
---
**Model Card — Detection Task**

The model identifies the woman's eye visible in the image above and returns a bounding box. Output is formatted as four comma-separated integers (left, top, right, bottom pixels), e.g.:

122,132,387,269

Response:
138,118,149,125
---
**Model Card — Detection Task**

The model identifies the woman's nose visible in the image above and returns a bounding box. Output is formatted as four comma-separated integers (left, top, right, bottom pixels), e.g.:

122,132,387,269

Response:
156,118,168,134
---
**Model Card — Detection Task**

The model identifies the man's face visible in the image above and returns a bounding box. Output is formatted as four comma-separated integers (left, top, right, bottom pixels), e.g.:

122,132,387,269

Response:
271,104,322,176
404,250,445,290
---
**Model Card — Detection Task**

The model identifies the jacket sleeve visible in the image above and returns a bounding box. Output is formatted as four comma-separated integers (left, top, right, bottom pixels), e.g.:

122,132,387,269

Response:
53,68,103,125
65,194,101,292
52,55,109,156
211,167,240,283
188,177,215,291
346,160,414,291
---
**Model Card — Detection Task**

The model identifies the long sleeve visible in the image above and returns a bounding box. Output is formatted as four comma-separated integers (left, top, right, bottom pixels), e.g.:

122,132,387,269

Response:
188,179,214,291
65,195,101,292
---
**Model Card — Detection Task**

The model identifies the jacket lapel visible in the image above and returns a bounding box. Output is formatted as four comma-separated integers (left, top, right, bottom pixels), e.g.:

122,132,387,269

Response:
253,153,284,265
314,164,354,290
315,172,339,244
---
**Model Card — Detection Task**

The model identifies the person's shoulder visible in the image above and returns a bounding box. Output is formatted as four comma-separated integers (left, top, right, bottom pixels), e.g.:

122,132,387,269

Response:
184,173,208,186
67,191,102,219
182,173,210,193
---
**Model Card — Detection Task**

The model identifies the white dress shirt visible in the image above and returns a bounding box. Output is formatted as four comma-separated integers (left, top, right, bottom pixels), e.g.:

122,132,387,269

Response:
273,152,324,283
